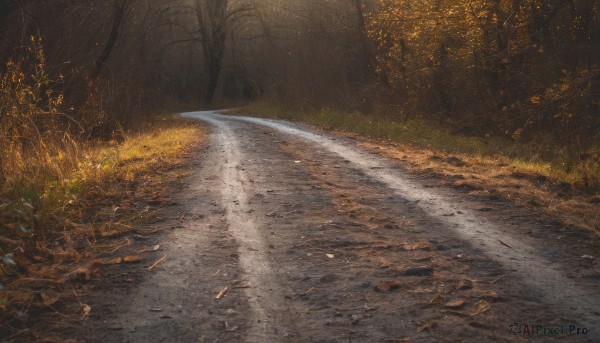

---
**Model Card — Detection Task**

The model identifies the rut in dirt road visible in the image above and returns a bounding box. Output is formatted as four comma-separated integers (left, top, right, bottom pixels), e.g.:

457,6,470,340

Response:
200,115,302,341
182,111,600,339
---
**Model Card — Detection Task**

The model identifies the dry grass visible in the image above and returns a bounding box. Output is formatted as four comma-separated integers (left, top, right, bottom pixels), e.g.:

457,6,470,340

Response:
0,114,204,334
360,141,600,233
74,115,204,233
0,37,206,340
232,102,600,234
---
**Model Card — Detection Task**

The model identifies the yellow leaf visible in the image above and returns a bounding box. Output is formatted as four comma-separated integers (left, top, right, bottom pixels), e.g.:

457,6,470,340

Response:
81,304,91,319
123,255,141,263
530,95,542,104
471,300,491,315
107,257,123,264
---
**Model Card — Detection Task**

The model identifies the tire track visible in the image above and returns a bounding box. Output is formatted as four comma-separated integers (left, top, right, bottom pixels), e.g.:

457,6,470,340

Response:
200,115,299,342
185,111,600,330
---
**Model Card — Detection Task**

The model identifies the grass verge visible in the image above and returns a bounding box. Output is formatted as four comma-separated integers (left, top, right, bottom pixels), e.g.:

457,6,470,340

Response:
0,114,205,340
232,101,600,234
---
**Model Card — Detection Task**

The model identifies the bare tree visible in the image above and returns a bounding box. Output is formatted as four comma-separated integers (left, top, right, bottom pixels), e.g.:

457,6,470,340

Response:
195,0,230,103
90,0,129,80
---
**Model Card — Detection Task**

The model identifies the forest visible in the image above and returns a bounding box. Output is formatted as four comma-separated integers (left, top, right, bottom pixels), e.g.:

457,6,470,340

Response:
1,1,598,136
0,0,599,340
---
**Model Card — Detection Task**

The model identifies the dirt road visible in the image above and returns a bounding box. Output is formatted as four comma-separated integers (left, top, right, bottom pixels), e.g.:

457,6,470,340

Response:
78,111,600,342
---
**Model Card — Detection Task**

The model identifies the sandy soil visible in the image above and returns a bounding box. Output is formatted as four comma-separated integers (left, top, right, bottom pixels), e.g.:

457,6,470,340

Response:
65,111,600,342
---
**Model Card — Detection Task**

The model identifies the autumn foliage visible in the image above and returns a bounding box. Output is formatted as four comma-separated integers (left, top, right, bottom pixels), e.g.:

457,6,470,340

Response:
366,0,599,147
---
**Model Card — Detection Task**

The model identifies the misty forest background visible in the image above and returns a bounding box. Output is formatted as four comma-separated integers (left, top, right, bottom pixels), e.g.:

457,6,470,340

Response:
2,0,599,136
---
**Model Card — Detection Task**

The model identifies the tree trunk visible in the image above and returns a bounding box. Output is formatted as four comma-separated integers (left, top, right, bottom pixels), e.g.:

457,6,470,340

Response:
195,0,229,104
90,0,128,80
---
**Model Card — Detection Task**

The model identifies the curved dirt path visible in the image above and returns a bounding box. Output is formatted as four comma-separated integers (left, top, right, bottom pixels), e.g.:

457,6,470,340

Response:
80,111,599,342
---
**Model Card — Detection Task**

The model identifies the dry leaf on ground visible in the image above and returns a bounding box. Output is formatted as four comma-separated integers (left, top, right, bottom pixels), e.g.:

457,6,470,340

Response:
471,300,491,315
416,321,435,332
444,300,466,308
106,257,123,265
41,291,60,306
76,268,93,281
81,304,91,319
402,241,432,251
375,280,402,293
428,293,442,304
123,256,141,263
456,280,473,290
101,230,123,238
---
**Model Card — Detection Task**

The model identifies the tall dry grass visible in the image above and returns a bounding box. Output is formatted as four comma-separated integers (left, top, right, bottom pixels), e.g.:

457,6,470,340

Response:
0,44,207,308
0,38,84,261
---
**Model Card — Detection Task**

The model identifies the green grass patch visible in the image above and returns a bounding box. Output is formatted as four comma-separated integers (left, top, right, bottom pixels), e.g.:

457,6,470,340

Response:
233,101,599,191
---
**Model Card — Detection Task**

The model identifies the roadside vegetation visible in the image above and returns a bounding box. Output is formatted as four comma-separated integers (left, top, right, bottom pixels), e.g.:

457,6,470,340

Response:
0,41,204,339
235,102,600,234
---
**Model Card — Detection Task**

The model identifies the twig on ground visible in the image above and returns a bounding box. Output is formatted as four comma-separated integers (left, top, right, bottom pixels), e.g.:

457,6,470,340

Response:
148,254,168,271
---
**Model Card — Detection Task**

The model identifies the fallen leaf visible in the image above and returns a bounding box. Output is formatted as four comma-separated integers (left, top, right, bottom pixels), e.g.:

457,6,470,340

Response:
402,241,432,251
215,286,229,299
428,293,442,304
123,256,141,263
41,292,60,306
445,300,466,308
326,253,335,259
471,300,491,315
0,237,19,246
81,304,91,319
150,245,160,252
416,321,435,333
456,280,473,290
76,268,93,281
582,255,595,265
107,257,123,265
159,314,172,319
481,291,501,302
101,230,123,238
375,280,402,293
